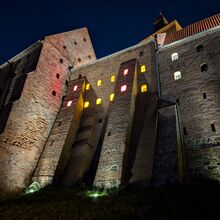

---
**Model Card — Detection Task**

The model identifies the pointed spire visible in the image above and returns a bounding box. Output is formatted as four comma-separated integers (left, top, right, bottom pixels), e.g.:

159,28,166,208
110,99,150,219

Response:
154,12,169,31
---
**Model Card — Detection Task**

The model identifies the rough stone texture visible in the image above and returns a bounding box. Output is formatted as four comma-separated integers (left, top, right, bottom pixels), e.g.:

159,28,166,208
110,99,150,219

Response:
152,105,179,187
129,92,158,186
158,26,220,181
93,59,138,188
32,78,85,186
0,28,96,197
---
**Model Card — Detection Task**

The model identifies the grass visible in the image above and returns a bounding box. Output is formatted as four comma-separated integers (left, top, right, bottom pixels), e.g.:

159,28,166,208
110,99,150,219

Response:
1,180,220,220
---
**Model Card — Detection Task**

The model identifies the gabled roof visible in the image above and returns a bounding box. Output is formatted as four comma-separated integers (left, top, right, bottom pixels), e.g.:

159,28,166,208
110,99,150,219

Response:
164,13,220,45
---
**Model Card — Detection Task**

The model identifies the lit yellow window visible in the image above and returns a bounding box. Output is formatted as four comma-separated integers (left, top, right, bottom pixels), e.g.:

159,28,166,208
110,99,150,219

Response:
141,84,148,93
141,65,146,73
96,98,102,105
111,75,116,83
97,80,102,87
110,93,114,101
86,83,90,90
84,101,90,108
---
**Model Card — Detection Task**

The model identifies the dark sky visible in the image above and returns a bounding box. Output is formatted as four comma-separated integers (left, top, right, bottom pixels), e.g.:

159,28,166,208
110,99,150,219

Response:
0,0,219,62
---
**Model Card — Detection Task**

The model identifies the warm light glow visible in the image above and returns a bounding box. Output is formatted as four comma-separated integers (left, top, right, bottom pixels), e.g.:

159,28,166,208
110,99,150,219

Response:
123,69,128,75
141,65,146,73
110,93,114,101
67,101,72,107
120,85,127,92
97,80,102,87
96,98,102,105
73,85,78,91
111,75,116,82
141,84,147,93
84,101,90,108
86,83,90,90
85,190,108,198
174,71,181,80
171,53,179,61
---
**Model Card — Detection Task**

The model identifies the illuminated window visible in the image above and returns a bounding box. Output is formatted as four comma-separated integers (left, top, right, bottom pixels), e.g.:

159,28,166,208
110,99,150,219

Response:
110,93,114,101
67,101,72,107
96,98,102,105
86,83,90,90
141,65,146,73
123,69,128,75
171,53,178,61
111,75,116,82
97,80,102,87
120,85,127,92
141,84,147,93
73,85,78,91
174,71,181,80
84,101,89,108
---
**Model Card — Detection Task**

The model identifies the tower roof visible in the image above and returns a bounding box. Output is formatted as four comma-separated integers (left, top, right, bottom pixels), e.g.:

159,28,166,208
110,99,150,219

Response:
154,13,169,31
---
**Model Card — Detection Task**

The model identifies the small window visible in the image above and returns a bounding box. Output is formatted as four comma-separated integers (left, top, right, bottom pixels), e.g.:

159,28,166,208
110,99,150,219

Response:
96,98,102,105
57,121,62,126
183,127,187,135
97,80,102,87
139,51,144,57
74,41,77,45
123,69,128,76
203,93,206,99
86,83,90,90
110,93,114,101
56,73,60,79
84,101,89,108
60,58,63,64
88,55,91,59
83,38,86,42
174,71,181,80
52,90,56,96
111,75,116,83
171,53,178,61
67,101,72,107
211,123,216,132
107,131,111,136
68,65,74,71
176,98,180,105
141,84,147,93
78,74,82,79
141,65,146,73
63,45,67,49
120,85,127,92
196,44,204,52
78,58,81,62
73,85,78,91
98,119,103,123
200,64,208,72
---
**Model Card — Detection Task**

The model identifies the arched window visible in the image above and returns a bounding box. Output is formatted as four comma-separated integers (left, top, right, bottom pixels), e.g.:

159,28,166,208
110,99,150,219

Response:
174,71,181,80
140,65,146,73
171,53,178,61
141,84,148,93
200,63,208,72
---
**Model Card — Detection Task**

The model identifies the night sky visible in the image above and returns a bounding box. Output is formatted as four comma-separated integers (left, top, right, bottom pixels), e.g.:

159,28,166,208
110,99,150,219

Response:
0,0,219,63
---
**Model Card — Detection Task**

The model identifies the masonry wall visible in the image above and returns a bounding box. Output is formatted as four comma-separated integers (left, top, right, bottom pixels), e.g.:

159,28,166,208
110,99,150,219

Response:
158,27,220,181
0,28,96,197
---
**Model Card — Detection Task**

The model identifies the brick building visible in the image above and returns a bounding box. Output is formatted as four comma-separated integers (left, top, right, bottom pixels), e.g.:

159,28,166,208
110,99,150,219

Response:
0,13,220,197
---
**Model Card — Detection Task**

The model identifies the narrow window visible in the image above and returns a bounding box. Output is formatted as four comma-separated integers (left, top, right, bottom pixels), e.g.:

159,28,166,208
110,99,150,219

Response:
98,119,103,123
141,65,146,73
97,80,102,87
176,98,180,105
65,80,69,86
67,101,72,107
123,69,128,76
63,45,67,49
141,84,147,93
83,38,86,42
96,98,102,105
78,74,82,79
56,73,60,79
84,101,89,108
174,71,181,80
86,83,90,90
201,64,208,72
111,75,116,83
139,51,144,57
120,85,127,92
73,85,78,91
203,93,206,99
78,58,81,62
107,131,111,136
88,55,91,59
52,90,56,96
211,123,216,132
183,127,187,135
60,58,63,63
171,52,178,61
196,44,204,52
110,93,114,101
74,41,77,45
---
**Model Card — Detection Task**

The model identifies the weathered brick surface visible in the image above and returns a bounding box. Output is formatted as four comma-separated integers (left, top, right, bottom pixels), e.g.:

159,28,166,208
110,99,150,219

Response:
158,27,220,180
33,78,85,186
0,28,96,196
